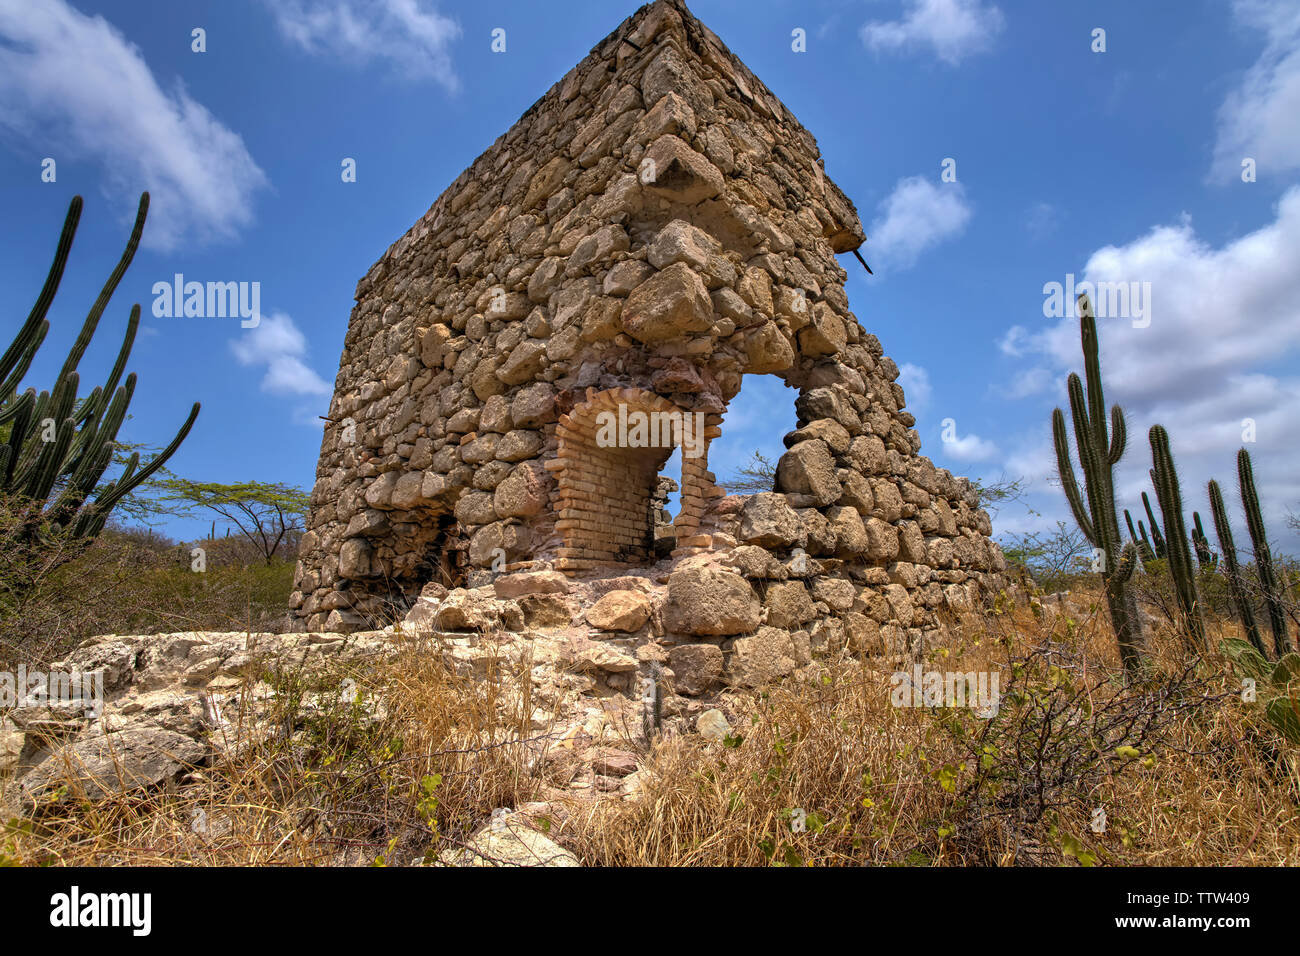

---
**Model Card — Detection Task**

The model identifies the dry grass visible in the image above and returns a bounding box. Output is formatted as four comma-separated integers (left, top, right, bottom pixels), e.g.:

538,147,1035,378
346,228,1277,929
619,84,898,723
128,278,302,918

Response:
562,592,1300,867
4,587,1300,867
4,632,558,866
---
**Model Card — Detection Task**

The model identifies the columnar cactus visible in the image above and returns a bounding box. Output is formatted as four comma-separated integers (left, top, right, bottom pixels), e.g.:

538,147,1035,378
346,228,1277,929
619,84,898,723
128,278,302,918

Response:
1191,511,1217,570
1124,508,1156,563
1141,491,1167,559
1149,425,1206,651
1209,478,1265,657
1052,294,1143,674
1238,448,1294,657
1,194,200,552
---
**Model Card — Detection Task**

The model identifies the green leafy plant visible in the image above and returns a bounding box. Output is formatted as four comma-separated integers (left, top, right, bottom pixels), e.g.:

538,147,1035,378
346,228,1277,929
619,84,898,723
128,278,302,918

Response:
1220,638,1300,745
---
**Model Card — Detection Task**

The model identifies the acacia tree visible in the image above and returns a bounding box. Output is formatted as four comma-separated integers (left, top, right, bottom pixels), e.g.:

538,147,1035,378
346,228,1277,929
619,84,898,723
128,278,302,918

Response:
155,479,310,565
724,450,778,494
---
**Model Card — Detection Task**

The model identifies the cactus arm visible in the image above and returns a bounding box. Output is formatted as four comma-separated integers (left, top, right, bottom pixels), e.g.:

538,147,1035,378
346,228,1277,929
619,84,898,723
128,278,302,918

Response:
1078,298,1109,452
14,372,78,492
1126,510,1155,563
1191,511,1214,569
0,197,81,386
0,385,35,428
56,193,147,384
1053,407,1096,543
75,402,200,530
1,390,36,484
1108,405,1126,464
0,320,49,405
23,416,75,501
1114,540,1138,584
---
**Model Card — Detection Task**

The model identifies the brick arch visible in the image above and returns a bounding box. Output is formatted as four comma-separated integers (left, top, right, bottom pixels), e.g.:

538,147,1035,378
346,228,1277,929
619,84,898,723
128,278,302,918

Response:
546,387,722,574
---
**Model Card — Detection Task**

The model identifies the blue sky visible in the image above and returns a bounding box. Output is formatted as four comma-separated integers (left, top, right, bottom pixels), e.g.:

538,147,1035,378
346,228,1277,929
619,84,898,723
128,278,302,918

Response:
2,0,1299,552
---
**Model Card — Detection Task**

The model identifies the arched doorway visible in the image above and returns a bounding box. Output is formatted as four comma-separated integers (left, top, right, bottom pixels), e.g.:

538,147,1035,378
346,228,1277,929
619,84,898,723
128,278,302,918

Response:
548,387,722,574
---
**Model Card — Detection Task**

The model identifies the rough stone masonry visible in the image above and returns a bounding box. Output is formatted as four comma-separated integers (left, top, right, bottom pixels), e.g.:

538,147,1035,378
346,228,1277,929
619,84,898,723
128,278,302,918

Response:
292,0,1008,668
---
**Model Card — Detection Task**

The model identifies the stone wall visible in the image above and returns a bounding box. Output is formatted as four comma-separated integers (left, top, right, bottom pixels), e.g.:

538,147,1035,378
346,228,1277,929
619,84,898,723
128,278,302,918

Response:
292,0,1007,637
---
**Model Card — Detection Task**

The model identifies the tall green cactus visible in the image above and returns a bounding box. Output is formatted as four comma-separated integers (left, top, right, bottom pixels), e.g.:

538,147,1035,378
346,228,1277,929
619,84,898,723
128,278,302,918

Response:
1149,425,1206,652
1238,449,1294,657
1209,478,1265,657
1124,508,1156,563
1191,511,1217,570
1,194,200,553
1141,491,1167,558
1052,294,1143,674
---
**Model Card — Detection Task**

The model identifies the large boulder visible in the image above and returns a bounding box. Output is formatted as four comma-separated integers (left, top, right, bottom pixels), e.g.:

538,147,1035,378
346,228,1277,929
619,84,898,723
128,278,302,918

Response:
663,567,760,636
622,262,713,344
776,440,841,507
586,590,651,632
668,644,724,696
763,580,816,628
738,493,804,549
17,725,206,805
728,627,810,688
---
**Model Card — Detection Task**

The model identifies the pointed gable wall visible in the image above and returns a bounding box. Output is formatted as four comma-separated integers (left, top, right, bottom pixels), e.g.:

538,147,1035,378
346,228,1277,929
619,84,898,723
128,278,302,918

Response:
293,0,1005,634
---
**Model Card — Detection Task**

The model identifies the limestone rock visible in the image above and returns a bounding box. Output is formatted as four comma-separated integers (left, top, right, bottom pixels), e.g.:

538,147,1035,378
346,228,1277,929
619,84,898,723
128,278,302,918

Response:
663,567,760,636
17,725,206,805
763,580,816,629
445,813,579,867
668,643,724,696
586,590,651,632
776,440,841,508
729,627,809,687
641,134,725,204
696,708,732,741
621,261,713,344
493,570,571,599
738,493,803,549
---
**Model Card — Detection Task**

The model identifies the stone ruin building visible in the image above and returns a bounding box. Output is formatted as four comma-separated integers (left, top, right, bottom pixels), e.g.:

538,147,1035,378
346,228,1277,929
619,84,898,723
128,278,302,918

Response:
292,0,1007,682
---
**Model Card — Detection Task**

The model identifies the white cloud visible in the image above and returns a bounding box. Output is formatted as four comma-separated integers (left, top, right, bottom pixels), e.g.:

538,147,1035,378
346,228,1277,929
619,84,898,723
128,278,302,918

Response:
0,0,267,250
1210,0,1300,181
231,312,332,398
268,0,461,90
998,186,1300,551
897,362,932,413
941,431,999,463
1025,201,1058,239
999,366,1053,400
998,325,1032,357
861,0,1004,65
869,176,972,271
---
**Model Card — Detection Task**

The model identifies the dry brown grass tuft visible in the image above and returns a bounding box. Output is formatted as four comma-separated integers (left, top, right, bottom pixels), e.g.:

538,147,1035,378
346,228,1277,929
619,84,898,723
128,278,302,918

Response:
5,586,1299,867
4,632,559,866
562,589,1300,867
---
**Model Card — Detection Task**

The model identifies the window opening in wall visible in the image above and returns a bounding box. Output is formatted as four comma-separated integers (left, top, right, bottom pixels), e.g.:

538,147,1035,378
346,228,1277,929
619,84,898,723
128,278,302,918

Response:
714,374,797,495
